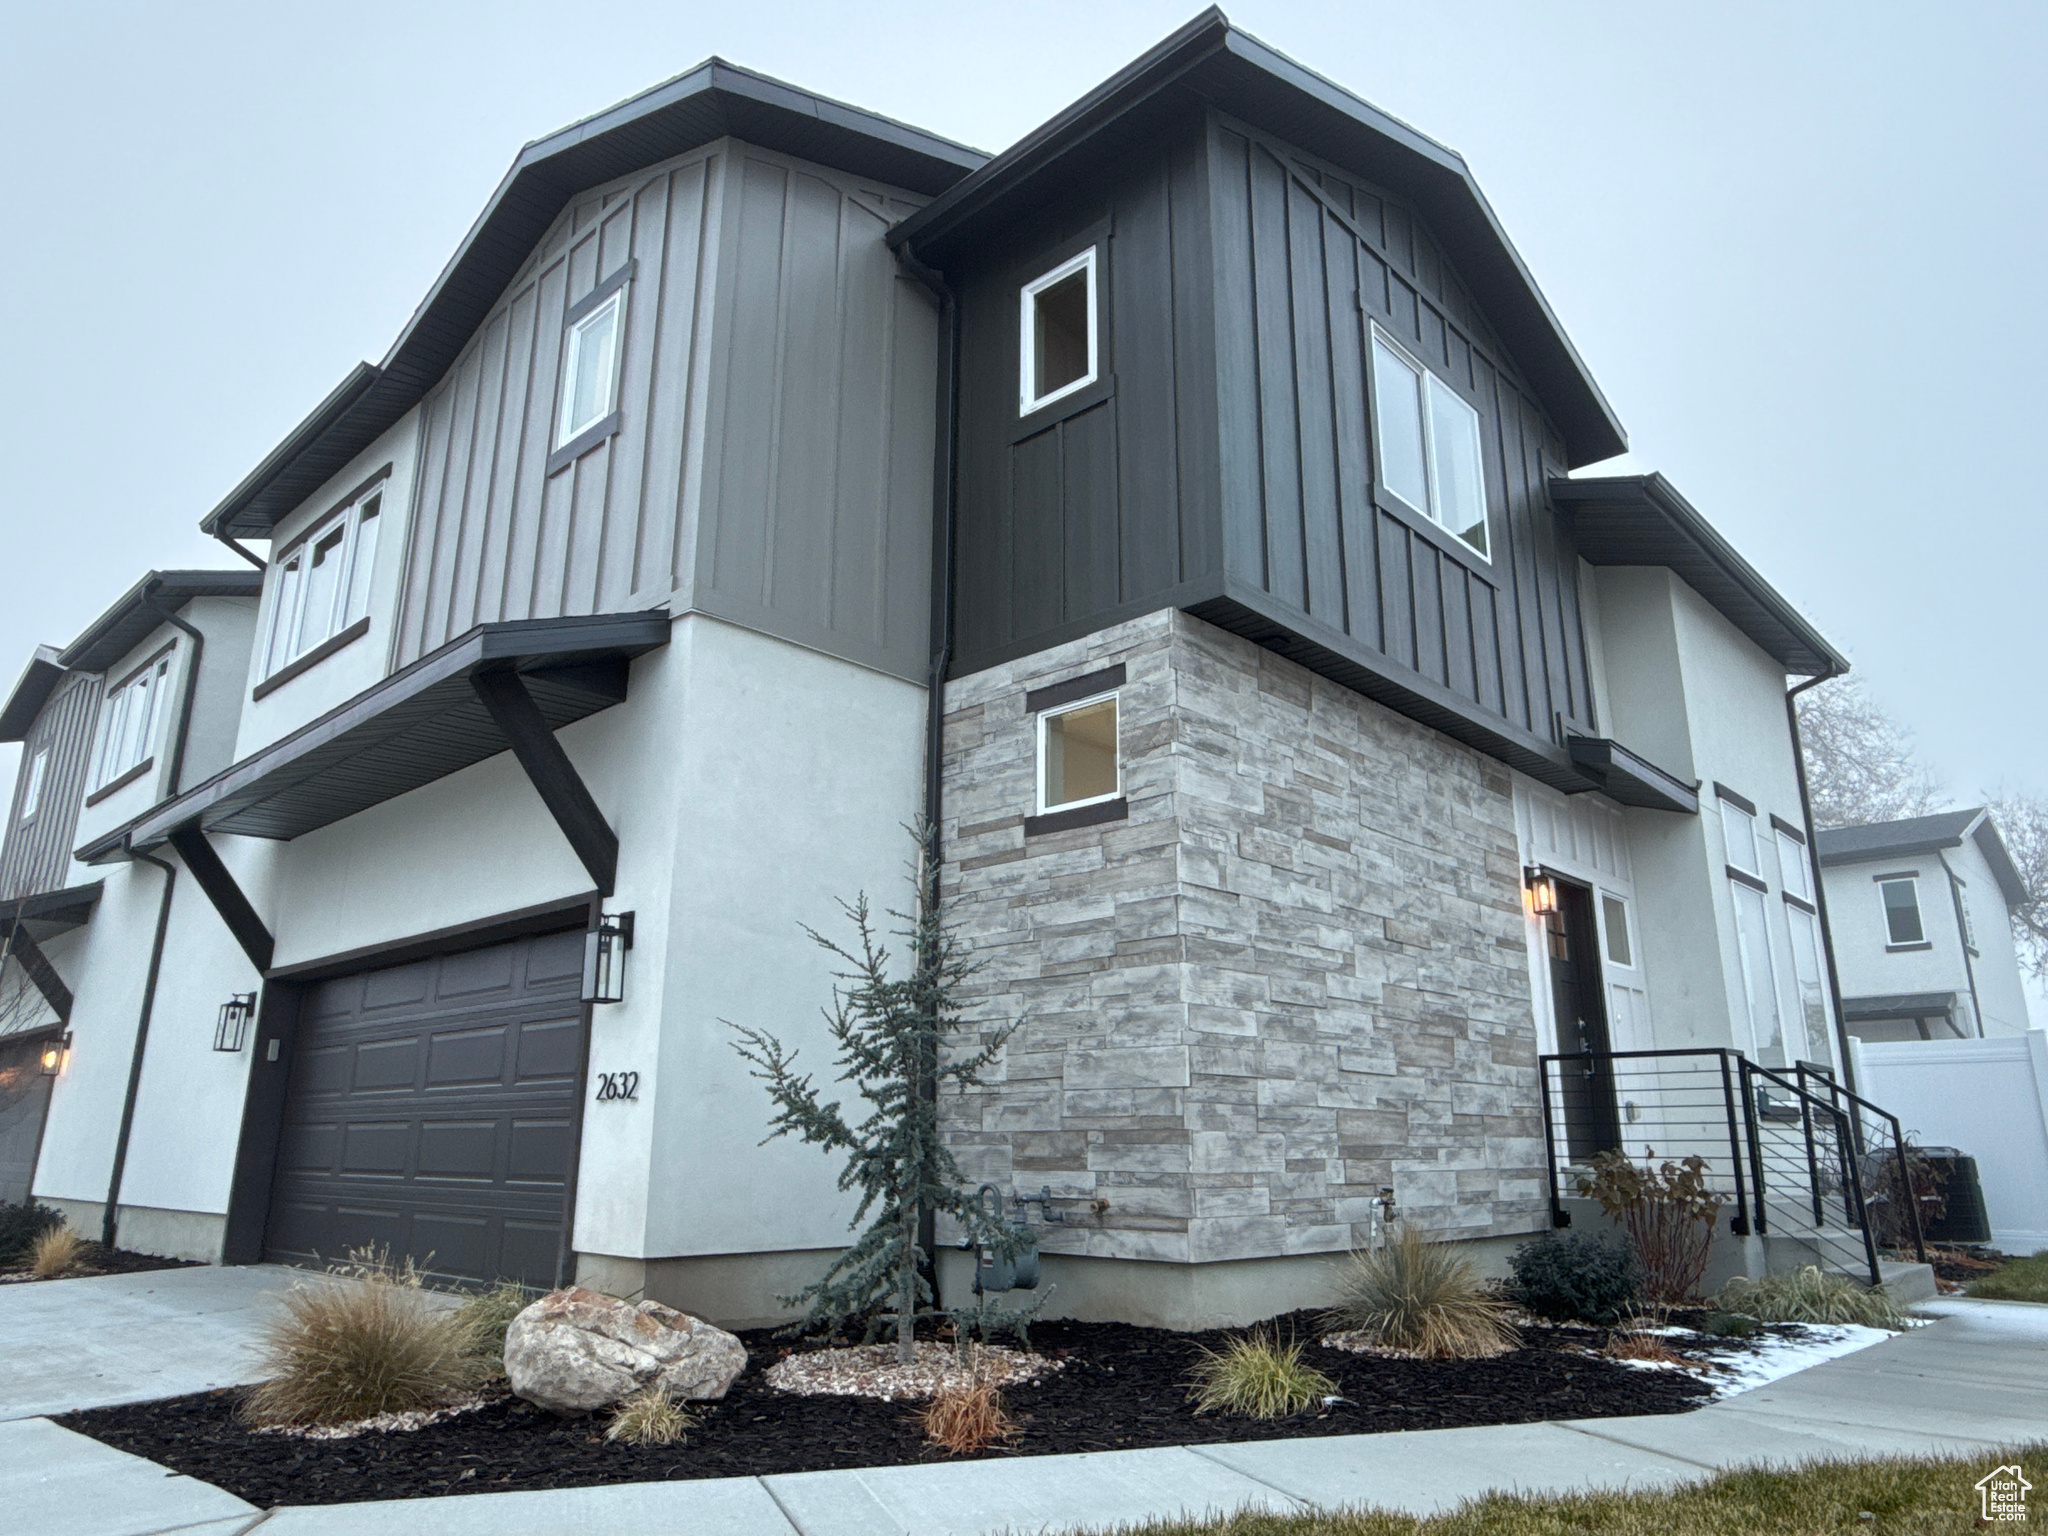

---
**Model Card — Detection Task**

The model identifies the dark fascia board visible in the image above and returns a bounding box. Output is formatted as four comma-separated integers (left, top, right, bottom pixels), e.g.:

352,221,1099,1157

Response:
1971,815,2030,908
0,646,67,742
1840,990,1957,1022
0,880,103,936
887,9,1628,469
79,609,671,864
1565,735,1700,814
201,62,988,540
1550,473,1849,678
54,570,265,674
1814,809,1980,867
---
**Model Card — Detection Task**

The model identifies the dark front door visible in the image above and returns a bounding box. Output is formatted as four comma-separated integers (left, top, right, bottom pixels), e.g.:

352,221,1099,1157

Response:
263,929,586,1288
1549,878,1621,1163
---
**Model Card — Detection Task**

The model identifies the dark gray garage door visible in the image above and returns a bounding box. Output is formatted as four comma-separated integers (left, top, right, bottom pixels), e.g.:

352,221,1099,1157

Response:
0,1032,56,1205
264,928,585,1288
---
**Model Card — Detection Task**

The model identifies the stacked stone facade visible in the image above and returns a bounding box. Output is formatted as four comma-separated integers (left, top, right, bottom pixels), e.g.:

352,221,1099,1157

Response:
938,608,1546,1266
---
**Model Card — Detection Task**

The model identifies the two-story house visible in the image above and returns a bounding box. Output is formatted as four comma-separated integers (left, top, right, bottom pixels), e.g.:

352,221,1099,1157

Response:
1817,809,2033,1042
2,11,1889,1324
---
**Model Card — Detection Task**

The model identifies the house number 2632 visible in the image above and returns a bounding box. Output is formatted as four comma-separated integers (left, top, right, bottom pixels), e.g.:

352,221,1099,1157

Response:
595,1071,640,1102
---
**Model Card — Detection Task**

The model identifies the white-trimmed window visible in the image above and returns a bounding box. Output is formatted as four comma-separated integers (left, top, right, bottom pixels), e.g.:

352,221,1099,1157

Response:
1019,248,1098,415
264,486,382,678
1731,878,1786,1064
1878,876,1925,947
557,289,625,447
18,747,49,821
1599,892,1633,968
92,651,172,790
1776,826,1813,903
1036,690,1119,814
1721,797,1760,876
1369,326,1490,559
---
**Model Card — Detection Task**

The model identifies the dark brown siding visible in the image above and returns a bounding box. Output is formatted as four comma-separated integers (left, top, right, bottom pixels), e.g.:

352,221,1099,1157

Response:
0,673,101,900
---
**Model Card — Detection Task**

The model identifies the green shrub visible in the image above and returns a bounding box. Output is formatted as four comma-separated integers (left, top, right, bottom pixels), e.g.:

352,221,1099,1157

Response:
1324,1227,1518,1358
0,1200,62,1266
453,1279,534,1370
1186,1329,1336,1419
1507,1231,1641,1324
1715,1265,1906,1329
1968,1251,2048,1304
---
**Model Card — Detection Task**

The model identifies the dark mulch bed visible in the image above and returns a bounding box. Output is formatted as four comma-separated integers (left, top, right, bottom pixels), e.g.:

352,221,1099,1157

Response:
0,1247,200,1284
62,1311,1719,1507
1924,1244,2006,1287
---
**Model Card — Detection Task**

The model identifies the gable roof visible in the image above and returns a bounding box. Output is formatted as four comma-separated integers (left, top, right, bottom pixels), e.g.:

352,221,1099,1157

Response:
1550,473,1848,676
0,647,67,743
55,570,265,675
1816,808,2028,906
201,62,989,540
887,8,1627,468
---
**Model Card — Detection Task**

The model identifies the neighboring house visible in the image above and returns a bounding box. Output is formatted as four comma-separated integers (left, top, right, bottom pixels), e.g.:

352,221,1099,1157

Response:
1816,808,2034,1041
0,13,1887,1323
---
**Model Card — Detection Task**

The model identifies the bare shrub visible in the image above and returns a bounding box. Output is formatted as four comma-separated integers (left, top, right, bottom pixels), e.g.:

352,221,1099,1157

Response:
30,1224,88,1278
1186,1329,1336,1418
920,1368,1018,1453
1575,1149,1722,1302
452,1279,532,1372
605,1386,697,1447
1323,1226,1518,1358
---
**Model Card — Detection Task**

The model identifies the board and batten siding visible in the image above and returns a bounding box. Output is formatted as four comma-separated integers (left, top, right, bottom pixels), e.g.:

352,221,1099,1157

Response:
0,673,101,900
396,141,938,683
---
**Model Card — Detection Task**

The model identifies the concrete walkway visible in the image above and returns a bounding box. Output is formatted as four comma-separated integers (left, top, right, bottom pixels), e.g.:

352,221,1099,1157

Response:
4,1291,2041,1536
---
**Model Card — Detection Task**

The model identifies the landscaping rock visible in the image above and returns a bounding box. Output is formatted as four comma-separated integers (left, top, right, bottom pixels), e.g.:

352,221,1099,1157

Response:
503,1288,746,1415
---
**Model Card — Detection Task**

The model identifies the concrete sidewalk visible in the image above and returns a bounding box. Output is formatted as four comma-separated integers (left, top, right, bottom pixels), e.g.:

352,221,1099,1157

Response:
8,1296,2042,1536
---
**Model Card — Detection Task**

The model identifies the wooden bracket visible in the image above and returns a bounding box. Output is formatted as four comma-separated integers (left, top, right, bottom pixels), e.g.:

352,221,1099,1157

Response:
472,669,618,897
166,824,275,973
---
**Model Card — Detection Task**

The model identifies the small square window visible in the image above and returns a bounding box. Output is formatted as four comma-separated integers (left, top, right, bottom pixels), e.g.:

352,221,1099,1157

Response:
19,746,49,821
1369,326,1489,559
1879,877,1925,946
1020,249,1098,415
1038,692,1119,814
1721,798,1759,877
1776,827,1812,903
558,290,624,447
1600,893,1633,967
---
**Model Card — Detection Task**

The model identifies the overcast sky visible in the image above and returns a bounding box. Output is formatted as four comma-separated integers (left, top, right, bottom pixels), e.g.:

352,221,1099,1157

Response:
3,2,2042,803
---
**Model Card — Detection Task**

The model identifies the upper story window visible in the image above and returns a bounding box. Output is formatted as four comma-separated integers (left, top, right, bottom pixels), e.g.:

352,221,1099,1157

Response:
1878,875,1925,946
18,747,49,821
557,291,624,447
92,650,172,791
264,486,382,679
1019,249,1098,415
1721,797,1760,877
1776,826,1813,904
1038,690,1119,814
1370,326,1489,560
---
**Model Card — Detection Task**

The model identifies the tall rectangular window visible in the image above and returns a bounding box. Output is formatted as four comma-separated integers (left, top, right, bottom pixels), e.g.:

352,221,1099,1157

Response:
1037,691,1119,814
263,486,383,679
92,652,172,790
1370,327,1489,559
19,746,49,820
1776,827,1812,903
1731,878,1785,1065
1019,248,1098,414
557,290,624,446
1783,901,1827,1066
1879,876,1925,946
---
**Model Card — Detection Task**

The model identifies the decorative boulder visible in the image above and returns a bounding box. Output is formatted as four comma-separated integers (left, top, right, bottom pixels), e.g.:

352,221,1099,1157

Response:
503,1287,747,1415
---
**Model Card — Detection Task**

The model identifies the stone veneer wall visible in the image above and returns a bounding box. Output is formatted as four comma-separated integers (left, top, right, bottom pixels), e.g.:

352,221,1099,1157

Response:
938,608,1546,1267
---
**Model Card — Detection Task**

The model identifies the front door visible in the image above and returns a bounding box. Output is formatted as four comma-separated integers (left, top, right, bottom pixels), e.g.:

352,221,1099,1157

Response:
1549,878,1621,1162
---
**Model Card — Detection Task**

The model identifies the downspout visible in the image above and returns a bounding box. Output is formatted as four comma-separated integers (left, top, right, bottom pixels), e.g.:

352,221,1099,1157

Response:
102,588,206,1248
105,841,176,1249
1936,850,1985,1036
1786,670,1857,1092
897,239,959,1312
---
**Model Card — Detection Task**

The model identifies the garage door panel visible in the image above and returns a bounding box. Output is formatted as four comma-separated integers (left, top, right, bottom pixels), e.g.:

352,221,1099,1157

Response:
266,928,585,1289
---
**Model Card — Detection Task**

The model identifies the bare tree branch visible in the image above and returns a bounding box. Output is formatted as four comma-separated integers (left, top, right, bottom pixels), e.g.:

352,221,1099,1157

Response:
1985,791,2048,982
1796,675,1949,829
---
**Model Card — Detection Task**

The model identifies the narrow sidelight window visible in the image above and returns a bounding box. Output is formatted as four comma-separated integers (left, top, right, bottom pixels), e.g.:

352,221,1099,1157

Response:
1879,876,1925,946
558,290,624,447
1037,691,1119,814
1020,249,1098,414
92,652,172,790
262,484,384,679
1370,326,1489,559
19,746,49,821
1600,893,1633,967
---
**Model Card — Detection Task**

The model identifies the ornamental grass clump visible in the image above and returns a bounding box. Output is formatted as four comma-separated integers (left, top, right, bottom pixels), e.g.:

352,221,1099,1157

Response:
1186,1329,1336,1419
29,1223,88,1278
605,1386,698,1447
1715,1265,1906,1329
452,1278,532,1372
1324,1227,1518,1359
0,1200,62,1266
240,1253,485,1429
921,1360,1018,1454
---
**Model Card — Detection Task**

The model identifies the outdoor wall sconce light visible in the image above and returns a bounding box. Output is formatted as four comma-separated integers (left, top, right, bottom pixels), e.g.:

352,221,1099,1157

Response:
39,1032,71,1076
1524,867,1559,916
582,910,635,1005
214,992,258,1053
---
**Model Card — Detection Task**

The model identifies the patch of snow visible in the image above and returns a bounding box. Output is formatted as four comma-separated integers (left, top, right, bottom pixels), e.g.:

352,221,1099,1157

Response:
1707,1323,1894,1398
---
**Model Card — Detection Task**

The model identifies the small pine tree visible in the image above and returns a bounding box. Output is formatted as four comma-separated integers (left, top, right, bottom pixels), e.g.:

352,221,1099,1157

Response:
728,824,1023,1363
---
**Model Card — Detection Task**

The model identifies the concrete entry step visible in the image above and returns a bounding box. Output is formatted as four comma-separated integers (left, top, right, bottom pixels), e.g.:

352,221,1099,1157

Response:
1876,1259,1939,1304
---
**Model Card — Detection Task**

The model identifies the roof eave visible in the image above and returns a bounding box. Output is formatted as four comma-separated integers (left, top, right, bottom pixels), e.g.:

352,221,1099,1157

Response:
0,647,66,742
55,570,266,673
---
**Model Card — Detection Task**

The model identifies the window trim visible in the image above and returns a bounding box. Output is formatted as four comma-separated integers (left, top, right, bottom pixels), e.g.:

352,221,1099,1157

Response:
1875,874,1927,949
1018,247,1100,417
261,475,387,685
1366,324,1493,564
1034,686,1121,818
554,289,627,449
18,745,50,822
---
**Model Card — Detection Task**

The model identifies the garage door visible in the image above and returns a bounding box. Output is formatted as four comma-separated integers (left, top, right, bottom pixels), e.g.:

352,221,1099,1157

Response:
264,928,585,1288
0,1032,56,1205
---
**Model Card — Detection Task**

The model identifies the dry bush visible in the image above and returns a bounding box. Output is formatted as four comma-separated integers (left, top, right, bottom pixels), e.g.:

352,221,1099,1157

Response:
1186,1329,1336,1419
921,1374,1018,1453
1324,1227,1518,1359
30,1224,88,1278
605,1386,698,1447
240,1267,484,1429
1574,1149,1721,1303
453,1279,533,1371
1716,1265,1906,1329
1601,1307,1685,1366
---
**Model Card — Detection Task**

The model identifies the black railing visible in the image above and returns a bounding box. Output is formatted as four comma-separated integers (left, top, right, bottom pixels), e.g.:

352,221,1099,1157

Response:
1538,1047,1920,1288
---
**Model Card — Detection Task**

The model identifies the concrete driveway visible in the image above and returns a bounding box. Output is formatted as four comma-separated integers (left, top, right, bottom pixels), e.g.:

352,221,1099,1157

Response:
0,1264,293,1420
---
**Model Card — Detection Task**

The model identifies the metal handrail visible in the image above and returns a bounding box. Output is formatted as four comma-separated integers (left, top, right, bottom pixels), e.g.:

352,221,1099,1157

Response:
1794,1063,1928,1263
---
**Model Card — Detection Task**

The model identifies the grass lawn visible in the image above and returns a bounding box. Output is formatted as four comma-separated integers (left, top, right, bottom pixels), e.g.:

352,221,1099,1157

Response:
1086,1447,2047,1535
1969,1251,2048,1303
